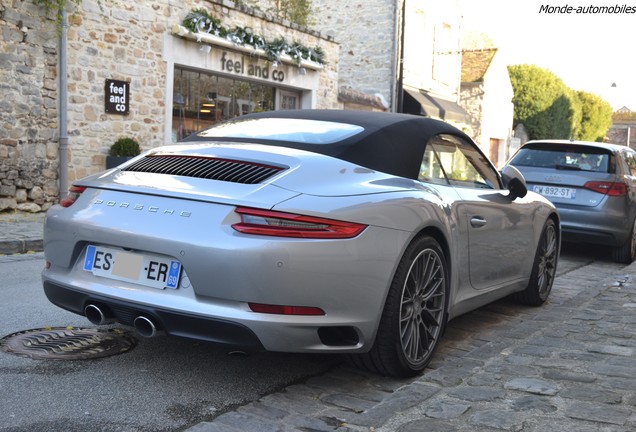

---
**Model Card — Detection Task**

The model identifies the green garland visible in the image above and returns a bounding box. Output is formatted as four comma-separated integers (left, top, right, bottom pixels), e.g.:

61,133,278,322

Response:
182,9,325,67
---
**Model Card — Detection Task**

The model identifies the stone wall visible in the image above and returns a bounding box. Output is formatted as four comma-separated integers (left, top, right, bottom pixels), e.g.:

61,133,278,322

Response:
608,112,636,149
311,0,395,106
608,125,635,148
0,0,339,212
459,82,484,144
0,1,60,212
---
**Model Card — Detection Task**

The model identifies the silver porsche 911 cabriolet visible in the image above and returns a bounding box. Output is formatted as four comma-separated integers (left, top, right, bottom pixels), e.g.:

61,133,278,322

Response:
42,110,559,377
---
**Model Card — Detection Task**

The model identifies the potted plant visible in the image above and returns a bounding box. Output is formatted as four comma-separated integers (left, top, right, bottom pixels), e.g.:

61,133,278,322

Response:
106,137,141,169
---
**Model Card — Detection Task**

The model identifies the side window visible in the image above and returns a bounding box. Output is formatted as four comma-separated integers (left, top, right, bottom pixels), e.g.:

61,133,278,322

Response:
623,150,636,176
419,134,501,189
420,145,449,185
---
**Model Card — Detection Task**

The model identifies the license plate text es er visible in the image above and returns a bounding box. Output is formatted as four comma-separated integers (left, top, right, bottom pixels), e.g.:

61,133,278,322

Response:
83,245,181,290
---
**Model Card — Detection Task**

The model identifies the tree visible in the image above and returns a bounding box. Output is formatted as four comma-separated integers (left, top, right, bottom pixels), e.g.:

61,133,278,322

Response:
508,64,613,142
567,89,583,140
574,91,613,142
508,64,575,140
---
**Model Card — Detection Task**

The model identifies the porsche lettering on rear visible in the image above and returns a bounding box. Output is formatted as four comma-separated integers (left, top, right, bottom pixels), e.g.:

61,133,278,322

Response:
93,199,192,217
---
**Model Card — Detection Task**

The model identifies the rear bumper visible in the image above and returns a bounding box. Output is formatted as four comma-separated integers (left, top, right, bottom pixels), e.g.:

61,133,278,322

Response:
556,205,633,247
43,281,265,351
41,190,412,353
560,226,619,246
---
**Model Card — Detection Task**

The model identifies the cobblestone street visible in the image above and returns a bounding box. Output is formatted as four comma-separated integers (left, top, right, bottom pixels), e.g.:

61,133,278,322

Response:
188,259,636,432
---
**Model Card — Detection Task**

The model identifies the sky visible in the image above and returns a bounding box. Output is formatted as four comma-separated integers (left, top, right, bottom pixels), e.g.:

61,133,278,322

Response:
459,0,636,110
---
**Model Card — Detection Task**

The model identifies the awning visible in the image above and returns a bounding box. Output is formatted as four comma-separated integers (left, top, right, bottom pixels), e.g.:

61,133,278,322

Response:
403,89,469,123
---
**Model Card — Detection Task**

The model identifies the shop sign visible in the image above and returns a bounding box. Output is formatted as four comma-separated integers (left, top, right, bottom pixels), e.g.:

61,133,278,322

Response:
220,51,286,82
105,79,130,115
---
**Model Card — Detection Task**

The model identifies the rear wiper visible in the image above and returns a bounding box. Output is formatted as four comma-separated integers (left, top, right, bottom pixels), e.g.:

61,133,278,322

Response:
555,164,582,171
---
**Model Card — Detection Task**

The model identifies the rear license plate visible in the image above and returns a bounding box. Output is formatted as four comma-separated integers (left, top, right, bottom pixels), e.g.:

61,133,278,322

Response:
83,245,181,289
533,185,576,199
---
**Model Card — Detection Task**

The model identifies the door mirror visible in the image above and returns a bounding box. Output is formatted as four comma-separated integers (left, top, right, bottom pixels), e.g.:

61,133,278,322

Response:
501,165,528,200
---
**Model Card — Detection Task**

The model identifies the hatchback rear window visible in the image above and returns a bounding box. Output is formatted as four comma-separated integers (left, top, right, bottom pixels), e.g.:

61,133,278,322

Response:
510,144,614,173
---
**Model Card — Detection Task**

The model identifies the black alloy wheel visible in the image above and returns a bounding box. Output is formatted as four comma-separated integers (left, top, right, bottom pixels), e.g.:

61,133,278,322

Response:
348,235,448,377
515,218,558,306
612,218,636,264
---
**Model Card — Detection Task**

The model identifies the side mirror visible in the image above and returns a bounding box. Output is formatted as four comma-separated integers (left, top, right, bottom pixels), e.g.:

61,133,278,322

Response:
501,165,528,200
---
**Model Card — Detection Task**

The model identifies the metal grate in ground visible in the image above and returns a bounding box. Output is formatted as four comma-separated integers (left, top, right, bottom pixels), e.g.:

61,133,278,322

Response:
0,327,136,360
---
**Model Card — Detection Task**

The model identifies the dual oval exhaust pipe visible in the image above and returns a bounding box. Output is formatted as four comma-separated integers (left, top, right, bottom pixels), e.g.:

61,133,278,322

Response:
84,304,158,338
132,316,157,338
84,304,114,326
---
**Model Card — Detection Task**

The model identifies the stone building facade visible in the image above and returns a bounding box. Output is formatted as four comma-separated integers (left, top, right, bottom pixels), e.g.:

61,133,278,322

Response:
608,110,636,149
459,48,514,168
311,0,467,122
398,0,468,126
0,0,339,211
2,0,474,213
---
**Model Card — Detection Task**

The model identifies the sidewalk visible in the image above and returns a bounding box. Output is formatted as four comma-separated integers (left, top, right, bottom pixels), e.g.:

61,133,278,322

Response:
0,210,46,255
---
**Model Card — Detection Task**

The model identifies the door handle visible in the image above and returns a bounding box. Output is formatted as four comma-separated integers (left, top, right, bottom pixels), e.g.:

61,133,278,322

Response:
470,217,487,228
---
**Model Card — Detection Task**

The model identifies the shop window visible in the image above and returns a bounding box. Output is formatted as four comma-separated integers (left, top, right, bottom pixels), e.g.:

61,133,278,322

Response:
280,91,298,110
172,67,276,142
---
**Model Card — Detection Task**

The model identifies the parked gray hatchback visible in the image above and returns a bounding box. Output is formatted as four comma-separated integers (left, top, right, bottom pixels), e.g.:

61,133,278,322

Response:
507,140,636,263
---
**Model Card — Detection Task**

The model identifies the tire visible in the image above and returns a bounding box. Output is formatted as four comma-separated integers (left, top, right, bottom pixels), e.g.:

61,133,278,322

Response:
515,219,558,306
348,235,448,377
611,218,636,264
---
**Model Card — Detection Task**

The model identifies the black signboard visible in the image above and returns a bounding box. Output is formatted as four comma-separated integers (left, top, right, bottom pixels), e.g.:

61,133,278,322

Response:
105,79,130,115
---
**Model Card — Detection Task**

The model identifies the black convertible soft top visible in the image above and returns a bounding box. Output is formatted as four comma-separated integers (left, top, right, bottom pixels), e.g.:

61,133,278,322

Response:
182,109,473,179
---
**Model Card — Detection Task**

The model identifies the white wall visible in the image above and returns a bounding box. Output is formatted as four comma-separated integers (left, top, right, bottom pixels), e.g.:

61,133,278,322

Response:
481,51,514,163
403,0,462,102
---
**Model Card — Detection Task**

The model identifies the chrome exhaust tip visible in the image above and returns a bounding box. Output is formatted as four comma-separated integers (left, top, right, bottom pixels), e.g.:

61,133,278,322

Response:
84,304,113,325
133,316,157,338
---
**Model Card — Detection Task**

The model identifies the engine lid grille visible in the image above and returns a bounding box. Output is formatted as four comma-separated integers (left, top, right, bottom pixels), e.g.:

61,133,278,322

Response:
123,155,286,184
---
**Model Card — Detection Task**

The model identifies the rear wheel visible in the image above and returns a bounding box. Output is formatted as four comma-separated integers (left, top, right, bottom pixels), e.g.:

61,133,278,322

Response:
348,235,448,377
515,219,558,306
611,218,636,264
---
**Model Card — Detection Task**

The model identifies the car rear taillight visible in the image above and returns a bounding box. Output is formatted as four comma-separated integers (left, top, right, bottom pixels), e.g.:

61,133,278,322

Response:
232,207,367,239
59,185,86,207
583,181,627,196
248,303,325,316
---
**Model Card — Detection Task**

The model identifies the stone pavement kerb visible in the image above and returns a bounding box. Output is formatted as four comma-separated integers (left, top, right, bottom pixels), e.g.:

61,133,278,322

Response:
0,211,46,255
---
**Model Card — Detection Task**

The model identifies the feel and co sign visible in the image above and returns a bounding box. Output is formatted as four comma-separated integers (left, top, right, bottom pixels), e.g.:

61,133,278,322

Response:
105,79,129,115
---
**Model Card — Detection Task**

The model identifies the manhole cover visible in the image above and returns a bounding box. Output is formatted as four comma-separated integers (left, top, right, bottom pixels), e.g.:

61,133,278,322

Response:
0,327,137,360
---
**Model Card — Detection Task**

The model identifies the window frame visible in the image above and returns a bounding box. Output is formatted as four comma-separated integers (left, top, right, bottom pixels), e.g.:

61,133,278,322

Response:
419,134,503,190
620,148,636,176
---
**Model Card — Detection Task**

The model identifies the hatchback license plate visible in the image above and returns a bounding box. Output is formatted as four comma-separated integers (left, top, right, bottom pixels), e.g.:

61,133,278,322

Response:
83,245,181,289
533,185,576,199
